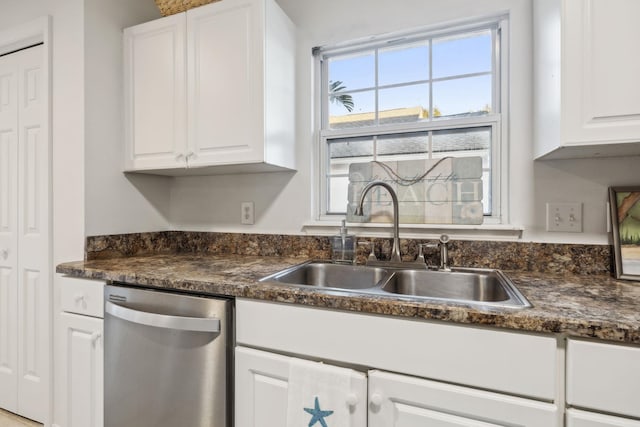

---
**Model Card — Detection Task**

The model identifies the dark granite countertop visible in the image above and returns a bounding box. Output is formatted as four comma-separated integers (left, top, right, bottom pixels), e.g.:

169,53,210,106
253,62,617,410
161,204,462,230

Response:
56,253,640,344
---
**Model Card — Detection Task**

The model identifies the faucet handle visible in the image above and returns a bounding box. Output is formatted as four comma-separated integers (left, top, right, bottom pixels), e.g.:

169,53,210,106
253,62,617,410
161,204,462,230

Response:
418,243,438,269
358,240,377,262
416,243,431,263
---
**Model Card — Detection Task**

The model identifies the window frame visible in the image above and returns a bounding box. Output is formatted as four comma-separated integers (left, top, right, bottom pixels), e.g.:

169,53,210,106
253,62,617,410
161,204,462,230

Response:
314,15,510,226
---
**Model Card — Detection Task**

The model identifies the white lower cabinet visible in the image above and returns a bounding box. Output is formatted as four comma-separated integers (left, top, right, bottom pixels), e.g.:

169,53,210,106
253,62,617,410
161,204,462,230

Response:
235,300,561,427
567,409,640,427
369,370,559,427
235,345,559,427
59,313,103,427
55,277,104,427
566,339,640,427
235,346,367,427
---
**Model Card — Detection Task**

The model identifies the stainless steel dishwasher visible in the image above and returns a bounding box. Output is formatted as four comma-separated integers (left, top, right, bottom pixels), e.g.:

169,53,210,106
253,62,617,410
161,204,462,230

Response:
104,284,232,427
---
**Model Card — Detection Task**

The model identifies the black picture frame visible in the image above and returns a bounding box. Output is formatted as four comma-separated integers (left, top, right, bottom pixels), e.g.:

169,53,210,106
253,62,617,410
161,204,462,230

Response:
609,186,640,281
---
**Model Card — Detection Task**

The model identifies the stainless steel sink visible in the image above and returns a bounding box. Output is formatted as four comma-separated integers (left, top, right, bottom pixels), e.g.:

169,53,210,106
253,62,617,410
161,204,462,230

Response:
260,261,388,290
260,261,531,309
379,267,531,308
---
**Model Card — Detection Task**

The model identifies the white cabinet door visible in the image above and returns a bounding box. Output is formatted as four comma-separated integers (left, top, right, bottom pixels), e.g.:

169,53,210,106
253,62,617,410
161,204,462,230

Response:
186,0,263,167
0,44,49,423
534,0,640,159
567,409,640,427
563,0,640,146
368,370,560,427
123,13,187,171
567,339,640,419
59,313,104,427
235,346,366,427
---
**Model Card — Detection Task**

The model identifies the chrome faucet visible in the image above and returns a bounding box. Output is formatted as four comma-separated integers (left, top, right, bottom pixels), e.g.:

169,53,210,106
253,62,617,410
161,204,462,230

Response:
354,180,401,263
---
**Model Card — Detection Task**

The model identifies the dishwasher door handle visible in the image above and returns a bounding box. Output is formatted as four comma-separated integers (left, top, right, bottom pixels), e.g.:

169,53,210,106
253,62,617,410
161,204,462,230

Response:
105,301,221,333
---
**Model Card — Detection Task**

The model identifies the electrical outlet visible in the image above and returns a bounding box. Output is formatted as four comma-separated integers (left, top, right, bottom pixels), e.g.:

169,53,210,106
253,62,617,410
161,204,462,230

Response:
546,202,583,232
241,202,254,225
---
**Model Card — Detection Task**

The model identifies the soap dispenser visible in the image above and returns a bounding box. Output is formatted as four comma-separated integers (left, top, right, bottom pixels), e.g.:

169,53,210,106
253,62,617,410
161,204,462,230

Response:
331,220,355,264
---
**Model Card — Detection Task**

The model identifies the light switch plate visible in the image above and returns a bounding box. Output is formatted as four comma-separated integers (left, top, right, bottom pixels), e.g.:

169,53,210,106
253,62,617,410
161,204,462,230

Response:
546,202,582,232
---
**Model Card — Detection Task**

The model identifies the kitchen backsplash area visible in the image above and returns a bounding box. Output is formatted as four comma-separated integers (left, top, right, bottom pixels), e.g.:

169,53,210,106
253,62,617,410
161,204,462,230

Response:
85,232,611,276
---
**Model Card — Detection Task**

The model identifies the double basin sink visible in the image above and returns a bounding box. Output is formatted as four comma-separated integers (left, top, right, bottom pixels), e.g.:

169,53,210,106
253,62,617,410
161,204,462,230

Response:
260,261,531,309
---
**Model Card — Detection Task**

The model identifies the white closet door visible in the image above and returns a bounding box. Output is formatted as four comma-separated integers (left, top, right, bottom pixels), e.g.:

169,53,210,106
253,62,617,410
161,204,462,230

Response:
15,43,48,424
0,42,20,415
0,44,48,423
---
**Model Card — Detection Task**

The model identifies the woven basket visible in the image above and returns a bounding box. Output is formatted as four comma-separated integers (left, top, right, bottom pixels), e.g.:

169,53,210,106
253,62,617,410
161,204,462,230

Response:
155,0,222,16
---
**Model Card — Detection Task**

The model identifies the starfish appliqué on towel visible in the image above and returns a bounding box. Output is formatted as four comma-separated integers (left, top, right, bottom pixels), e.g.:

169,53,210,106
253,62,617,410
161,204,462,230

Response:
304,396,334,427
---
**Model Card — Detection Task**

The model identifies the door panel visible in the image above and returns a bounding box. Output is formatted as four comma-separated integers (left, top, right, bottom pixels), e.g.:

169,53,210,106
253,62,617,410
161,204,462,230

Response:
0,43,19,415
123,14,187,170
368,370,559,427
60,313,104,427
235,346,367,427
567,408,640,427
0,44,48,423
564,0,640,144
15,45,48,423
187,0,263,166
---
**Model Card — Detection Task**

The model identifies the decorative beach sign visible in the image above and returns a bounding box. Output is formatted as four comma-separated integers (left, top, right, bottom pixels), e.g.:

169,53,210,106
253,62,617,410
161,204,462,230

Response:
609,187,640,281
346,157,484,225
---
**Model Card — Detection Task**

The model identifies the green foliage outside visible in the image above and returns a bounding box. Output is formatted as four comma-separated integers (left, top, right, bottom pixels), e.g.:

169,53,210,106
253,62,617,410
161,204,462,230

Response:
329,80,354,112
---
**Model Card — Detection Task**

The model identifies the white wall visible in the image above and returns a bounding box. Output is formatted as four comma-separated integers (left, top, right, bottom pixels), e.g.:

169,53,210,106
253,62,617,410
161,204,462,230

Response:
5,0,636,245
169,0,640,245
84,0,170,236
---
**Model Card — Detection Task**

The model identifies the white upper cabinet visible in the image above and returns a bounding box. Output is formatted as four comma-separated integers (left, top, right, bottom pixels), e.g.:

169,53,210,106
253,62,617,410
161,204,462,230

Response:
534,0,640,159
124,0,296,175
124,15,187,171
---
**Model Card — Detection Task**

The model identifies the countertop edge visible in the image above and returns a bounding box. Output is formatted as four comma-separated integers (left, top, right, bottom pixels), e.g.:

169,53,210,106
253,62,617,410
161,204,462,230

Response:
56,256,640,345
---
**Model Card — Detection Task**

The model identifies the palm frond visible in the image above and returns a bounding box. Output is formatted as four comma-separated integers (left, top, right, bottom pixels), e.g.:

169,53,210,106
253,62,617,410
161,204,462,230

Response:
329,80,354,112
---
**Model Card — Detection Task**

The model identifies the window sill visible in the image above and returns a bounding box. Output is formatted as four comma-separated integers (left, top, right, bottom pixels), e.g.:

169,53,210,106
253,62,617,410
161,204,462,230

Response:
302,221,524,241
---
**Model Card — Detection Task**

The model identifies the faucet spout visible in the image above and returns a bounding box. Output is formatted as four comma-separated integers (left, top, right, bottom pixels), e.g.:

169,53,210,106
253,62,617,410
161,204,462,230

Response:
355,180,401,263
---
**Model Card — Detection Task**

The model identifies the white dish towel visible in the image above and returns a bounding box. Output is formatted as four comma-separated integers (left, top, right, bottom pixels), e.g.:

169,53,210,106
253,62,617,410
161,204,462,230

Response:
286,357,362,427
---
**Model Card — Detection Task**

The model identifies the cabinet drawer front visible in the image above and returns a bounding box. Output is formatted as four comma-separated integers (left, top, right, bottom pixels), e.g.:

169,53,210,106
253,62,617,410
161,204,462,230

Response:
369,370,559,427
567,408,640,427
60,276,105,318
236,299,558,400
567,339,640,418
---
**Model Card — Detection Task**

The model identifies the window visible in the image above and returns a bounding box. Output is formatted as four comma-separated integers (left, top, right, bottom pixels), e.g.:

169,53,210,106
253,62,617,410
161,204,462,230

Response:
316,17,507,224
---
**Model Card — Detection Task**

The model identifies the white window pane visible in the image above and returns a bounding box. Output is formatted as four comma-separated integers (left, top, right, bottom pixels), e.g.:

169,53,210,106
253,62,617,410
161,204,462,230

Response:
432,30,492,79
379,43,429,86
432,75,492,118
329,90,375,129
376,132,429,161
328,176,350,213
329,137,374,164
328,52,375,91
378,84,429,122
431,127,491,156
